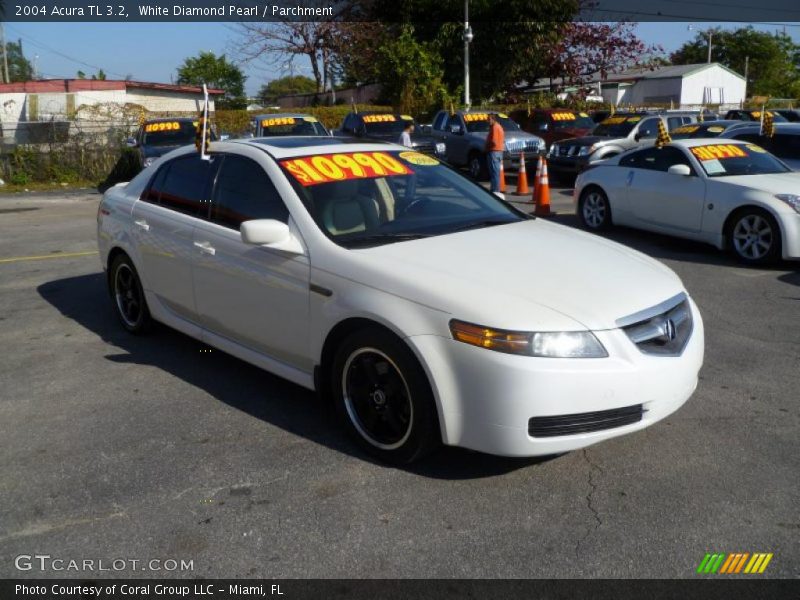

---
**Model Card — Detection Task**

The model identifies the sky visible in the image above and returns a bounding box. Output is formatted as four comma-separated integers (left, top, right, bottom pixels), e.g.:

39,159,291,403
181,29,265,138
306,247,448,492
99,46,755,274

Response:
4,21,800,97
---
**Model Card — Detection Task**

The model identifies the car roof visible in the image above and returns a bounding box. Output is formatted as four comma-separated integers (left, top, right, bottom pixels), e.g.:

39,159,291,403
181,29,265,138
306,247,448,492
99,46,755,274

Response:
252,113,317,120
231,136,402,158
721,122,800,133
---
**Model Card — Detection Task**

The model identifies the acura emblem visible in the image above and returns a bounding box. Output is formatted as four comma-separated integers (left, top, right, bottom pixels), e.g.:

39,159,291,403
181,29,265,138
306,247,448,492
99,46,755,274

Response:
663,318,677,341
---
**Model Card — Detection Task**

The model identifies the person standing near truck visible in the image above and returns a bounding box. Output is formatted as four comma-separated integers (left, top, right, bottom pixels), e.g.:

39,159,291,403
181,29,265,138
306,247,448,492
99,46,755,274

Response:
484,113,505,193
398,122,414,147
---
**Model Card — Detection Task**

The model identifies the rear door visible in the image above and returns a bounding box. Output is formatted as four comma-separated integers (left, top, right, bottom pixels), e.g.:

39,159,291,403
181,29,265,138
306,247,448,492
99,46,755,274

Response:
131,154,216,323
192,153,312,371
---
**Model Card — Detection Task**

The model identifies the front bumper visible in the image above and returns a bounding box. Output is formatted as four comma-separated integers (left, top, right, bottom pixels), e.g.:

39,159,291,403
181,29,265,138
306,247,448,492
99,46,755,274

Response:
504,150,545,171
780,212,800,259
548,154,592,174
408,299,704,457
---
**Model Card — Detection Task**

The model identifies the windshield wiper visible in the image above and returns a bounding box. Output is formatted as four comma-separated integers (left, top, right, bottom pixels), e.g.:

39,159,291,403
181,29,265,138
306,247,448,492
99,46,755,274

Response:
448,218,517,233
343,232,433,247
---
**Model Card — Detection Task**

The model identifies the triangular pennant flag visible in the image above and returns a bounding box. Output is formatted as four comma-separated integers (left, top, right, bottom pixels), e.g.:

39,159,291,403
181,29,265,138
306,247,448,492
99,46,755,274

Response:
655,119,672,148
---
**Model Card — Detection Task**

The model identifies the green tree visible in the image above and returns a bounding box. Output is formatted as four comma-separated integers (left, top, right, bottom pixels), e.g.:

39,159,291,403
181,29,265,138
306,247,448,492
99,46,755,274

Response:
671,27,800,98
176,51,247,109
258,75,318,105
5,41,33,82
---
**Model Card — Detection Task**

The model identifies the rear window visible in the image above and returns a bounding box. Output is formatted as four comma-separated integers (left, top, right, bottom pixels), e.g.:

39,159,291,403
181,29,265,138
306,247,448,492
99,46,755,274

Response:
142,121,204,147
689,143,791,177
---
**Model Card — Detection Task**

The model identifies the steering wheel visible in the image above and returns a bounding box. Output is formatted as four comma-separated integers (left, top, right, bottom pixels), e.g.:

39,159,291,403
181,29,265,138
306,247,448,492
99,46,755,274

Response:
399,196,432,217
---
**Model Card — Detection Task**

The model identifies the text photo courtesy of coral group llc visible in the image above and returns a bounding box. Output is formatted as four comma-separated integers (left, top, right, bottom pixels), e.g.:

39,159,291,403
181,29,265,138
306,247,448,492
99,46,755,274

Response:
0,0,798,597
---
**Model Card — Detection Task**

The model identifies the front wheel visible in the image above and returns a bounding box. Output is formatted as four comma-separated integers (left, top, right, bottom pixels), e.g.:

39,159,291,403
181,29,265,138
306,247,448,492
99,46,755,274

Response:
579,187,612,230
729,209,781,264
332,328,440,464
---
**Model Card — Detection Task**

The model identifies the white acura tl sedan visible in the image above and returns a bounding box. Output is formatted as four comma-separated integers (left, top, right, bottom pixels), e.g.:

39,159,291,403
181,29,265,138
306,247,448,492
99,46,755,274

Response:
574,139,800,264
98,137,704,463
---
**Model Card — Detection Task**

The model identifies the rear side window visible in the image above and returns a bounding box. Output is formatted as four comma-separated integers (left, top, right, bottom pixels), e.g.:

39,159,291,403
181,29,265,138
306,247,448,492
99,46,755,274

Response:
210,155,289,229
151,155,215,218
620,146,694,173
637,118,661,139
769,134,800,160
143,164,169,204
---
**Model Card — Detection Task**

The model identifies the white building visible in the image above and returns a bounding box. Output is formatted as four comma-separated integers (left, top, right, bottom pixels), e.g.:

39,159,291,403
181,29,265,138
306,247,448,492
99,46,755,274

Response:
0,79,224,145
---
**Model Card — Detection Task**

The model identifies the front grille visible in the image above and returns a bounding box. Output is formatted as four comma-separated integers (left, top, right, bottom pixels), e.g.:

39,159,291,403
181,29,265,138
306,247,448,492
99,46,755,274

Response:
554,144,580,157
413,142,437,156
621,297,693,356
506,139,541,154
529,404,644,438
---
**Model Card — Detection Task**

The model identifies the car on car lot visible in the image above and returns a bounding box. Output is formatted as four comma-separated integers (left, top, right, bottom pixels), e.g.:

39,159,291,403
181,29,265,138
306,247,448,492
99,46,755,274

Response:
574,139,800,264
127,117,217,169
509,108,595,149
251,113,330,137
718,122,800,170
669,120,741,140
724,109,788,123
548,112,701,180
430,110,546,179
97,136,704,463
772,109,800,123
335,111,445,158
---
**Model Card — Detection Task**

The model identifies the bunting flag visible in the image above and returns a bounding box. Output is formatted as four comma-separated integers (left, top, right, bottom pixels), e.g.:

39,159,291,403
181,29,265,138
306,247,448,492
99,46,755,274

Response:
527,98,531,117
609,102,615,117
351,97,357,114
195,83,211,159
698,109,704,123
758,104,766,136
762,111,775,138
655,119,672,148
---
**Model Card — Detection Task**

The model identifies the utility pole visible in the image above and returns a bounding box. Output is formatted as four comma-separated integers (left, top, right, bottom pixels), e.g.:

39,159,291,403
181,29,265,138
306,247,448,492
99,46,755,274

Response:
0,23,9,83
463,0,473,109
707,30,713,63
743,55,749,107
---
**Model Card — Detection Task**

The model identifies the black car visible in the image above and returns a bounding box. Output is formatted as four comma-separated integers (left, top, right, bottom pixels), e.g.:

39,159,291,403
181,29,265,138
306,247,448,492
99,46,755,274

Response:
127,117,217,169
724,109,788,123
772,109,800,123
336,112,445,158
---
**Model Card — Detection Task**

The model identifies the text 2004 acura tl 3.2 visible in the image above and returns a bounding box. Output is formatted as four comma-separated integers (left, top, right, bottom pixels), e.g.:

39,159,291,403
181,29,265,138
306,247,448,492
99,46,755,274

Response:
97,137,704,463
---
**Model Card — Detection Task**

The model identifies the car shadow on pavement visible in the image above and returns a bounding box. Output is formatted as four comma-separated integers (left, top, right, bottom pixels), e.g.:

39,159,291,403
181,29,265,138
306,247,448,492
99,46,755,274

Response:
547,213,799,271
38,272,554,480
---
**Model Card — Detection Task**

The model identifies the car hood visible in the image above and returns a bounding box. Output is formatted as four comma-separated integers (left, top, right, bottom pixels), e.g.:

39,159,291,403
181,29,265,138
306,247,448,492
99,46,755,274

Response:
347,219,684,331
714,172,800,193
556,135,619,147
143,144,184,158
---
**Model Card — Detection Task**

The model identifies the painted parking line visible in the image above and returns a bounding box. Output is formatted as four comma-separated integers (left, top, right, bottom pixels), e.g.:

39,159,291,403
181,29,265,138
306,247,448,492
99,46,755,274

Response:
0,250,98,264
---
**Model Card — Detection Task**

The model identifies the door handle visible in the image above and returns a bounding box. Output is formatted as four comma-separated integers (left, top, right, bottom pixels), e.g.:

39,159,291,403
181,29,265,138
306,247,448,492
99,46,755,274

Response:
193,241,216,256
134,219,150,231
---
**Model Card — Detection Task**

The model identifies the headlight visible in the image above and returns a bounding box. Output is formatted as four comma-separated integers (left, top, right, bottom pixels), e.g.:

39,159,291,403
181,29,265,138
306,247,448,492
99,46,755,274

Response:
449,320,608,358
435,142,446,154
578,145,597,157
143,157,154,167
549,144,558,156
775,194,800,213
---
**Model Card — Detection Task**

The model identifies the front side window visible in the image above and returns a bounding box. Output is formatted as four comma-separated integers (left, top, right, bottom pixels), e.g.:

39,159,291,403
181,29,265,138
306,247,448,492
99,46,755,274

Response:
279,150,525,248
619,146,693,173
210,155,288,229
433,112,448,131
152,154,215,217
636,118,661,139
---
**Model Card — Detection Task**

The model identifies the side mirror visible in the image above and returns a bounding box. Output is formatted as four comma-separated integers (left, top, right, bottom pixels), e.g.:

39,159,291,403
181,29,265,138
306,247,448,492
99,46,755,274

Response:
667,164,692,176
449,125,464,135
355,126,367,137
634,132,642,142
240,219,303,254
538,123,549,131
125,137,138,148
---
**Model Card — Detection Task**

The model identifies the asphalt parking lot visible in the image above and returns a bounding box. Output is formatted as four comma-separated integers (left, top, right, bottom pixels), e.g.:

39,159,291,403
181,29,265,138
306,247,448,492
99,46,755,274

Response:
0,186,798,579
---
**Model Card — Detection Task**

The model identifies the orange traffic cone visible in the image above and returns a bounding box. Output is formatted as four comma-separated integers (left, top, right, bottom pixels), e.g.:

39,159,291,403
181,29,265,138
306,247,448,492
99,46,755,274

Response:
516,152,529,195
499,162,506,193
531,155,543,205
534,159,551,216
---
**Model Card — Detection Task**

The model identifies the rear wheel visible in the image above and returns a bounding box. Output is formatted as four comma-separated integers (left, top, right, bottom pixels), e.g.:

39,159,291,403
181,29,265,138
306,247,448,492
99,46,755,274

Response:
110,254,151,334
728,208,781,265
332,328,440,464
579,187,612,230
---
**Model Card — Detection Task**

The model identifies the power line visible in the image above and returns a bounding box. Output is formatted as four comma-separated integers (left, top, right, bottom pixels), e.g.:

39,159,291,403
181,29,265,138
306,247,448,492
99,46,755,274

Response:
584,9,800,27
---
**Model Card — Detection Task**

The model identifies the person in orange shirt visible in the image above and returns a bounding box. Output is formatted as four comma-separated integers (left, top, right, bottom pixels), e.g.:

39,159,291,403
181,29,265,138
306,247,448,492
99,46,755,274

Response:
484,113,505,194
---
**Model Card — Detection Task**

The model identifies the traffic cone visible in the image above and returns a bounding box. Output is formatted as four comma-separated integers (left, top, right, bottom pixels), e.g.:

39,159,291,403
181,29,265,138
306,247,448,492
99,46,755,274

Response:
515,152,529,195
531,155,543,205
534,159,551,216
499,162,506,193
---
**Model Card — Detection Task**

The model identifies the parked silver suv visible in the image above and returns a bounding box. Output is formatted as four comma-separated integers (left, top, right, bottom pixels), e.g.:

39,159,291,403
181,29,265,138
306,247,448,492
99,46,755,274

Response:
431,110,545,179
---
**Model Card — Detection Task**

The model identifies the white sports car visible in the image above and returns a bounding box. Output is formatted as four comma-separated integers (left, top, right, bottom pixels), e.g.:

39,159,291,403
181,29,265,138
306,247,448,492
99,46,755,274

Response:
98,137,703,463
574,139,800,264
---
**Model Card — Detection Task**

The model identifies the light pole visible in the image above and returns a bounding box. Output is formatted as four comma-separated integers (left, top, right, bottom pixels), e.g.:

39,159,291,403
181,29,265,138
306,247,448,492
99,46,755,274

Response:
463,0,473,108
688,25,713,63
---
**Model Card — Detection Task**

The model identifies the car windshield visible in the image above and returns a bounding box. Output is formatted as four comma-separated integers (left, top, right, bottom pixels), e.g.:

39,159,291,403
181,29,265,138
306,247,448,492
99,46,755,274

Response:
671,124,729,139
142,121,203,147
463,114,521,133
550,112,595,130
732,111,788,123
591,116,641,137
363,115,416,135
258,116,327,136
689,143,791,177
279,150,525,248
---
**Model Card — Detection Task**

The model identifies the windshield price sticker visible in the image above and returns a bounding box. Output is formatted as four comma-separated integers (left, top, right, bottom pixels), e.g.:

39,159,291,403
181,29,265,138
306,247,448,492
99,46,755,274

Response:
281,152,412,186
145,122,181,132
363,115,396,123
552,112,576,121
707,126,724,133
750,111,774,118
464,113,490,122
579,112,590,117
601,116,626,125
690,144,748,161
399,151,439,166
303,117,319,122
262,117,295,127
401,115,414,121
746,144,768,153
673,125,700,134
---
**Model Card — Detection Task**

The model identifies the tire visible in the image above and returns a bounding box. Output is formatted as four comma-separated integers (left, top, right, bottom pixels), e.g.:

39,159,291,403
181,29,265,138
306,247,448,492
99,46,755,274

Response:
468,152,488,181
331,328,440,464
578,187,612,230
109,254,152,334
728,208,782,265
